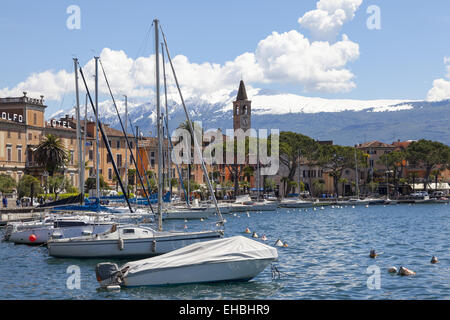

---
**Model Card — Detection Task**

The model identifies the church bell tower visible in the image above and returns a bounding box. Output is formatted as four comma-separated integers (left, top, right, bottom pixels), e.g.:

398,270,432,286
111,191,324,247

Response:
233,80,251,132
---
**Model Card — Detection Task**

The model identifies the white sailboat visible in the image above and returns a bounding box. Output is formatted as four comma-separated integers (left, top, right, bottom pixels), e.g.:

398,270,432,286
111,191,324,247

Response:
6,216,114,245
229,195,278,212
47,20,224,258
95,236,278,287
279,198,315,208
162,206,216,220
48,224,223,258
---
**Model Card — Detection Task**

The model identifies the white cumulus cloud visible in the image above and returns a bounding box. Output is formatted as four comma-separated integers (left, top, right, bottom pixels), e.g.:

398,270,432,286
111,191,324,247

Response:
298,0,363,41
426,57,450,101
0,0,362,106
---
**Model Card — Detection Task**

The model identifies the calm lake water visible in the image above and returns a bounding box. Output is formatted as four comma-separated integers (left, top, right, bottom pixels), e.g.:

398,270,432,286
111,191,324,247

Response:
0,203,449,300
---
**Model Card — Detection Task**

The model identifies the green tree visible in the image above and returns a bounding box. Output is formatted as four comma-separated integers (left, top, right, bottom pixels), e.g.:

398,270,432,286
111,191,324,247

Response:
406,140,450,193
47,175,64,199
0,174,16,194
243,165,254,182
264,178,276,192
127,168,136,187
33,134,68,176
170,177,179,196
378,150,407,197
313,179,326,197
84,176,109,193
314,145,363,196
279,131,317,195
17,175,43,199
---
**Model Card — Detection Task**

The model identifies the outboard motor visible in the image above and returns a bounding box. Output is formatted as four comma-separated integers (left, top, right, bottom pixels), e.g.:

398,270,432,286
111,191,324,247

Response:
95,262,122,288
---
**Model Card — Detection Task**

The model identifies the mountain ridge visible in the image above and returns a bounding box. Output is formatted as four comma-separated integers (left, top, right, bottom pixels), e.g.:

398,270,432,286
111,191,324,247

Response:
49,91,450,146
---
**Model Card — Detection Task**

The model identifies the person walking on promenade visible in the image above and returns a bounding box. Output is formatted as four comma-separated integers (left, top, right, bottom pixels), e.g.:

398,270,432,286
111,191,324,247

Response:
2,196,7,208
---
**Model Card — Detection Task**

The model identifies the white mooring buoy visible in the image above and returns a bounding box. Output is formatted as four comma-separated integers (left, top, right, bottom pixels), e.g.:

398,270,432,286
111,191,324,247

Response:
106,285,121,291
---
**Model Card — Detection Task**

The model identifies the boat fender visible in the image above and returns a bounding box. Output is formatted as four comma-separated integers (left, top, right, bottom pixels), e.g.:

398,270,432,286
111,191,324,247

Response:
106,285,121,291
118,238,124,250
152,240,156,253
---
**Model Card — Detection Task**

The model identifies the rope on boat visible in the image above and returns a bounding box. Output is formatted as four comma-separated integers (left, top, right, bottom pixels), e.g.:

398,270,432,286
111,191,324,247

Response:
271,264,302,280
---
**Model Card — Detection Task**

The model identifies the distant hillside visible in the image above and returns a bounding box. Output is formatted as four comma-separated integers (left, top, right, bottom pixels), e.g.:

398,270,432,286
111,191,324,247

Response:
50,91,450,146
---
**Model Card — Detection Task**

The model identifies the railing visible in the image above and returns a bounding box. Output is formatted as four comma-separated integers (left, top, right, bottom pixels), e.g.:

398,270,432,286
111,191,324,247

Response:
0,96,44,105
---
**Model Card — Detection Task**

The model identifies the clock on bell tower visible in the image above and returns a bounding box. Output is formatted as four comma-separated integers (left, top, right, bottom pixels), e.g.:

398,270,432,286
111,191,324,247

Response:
233,80,251,132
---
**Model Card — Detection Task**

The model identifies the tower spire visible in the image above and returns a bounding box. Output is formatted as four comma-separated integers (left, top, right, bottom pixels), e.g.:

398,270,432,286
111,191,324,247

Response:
236,80,248,101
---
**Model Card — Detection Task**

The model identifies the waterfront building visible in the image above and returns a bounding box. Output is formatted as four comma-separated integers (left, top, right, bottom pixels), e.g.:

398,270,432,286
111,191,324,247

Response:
0,93,167,197
0,93,79,188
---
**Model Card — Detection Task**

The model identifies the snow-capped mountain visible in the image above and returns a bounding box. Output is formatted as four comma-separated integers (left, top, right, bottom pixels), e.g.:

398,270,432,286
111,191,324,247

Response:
49,89,450,146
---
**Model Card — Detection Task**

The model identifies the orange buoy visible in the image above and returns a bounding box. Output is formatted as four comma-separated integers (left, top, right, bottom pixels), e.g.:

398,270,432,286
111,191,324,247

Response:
29,234,37,242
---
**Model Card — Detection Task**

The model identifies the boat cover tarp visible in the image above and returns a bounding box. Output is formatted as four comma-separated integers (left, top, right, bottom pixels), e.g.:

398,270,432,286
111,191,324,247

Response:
37,194,83,208
123,236,277,275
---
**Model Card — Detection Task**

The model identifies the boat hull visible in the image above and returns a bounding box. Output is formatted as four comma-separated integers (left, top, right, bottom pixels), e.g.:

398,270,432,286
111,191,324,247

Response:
162,209,215,220
123,258,274,287
279,201,314,208
229,203,278,212
47,231,223,258
7,224,113,245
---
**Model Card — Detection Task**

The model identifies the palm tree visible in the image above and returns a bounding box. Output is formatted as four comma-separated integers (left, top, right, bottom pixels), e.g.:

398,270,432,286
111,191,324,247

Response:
34,134,68,176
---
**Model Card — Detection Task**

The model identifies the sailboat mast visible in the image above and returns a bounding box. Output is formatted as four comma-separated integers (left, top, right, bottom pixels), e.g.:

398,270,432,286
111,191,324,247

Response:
154,19,163,231
160,26,224,225
73,58,83,204
124,95,128,197
257,133,260,202
83,93,87,191
94,57,100,200
161,42,172,202
297,149,301,198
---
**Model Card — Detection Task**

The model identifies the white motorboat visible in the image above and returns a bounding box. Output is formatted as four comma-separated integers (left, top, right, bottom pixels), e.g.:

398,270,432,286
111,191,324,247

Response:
337,198,371,206
252,199,279,211
3,217,54,241
7,216,114,245
279,198,315,208
367,198,386,205
384,198,398,205
47,224,224,258
162,206,216,220
229,195,278,212
95,236,278,287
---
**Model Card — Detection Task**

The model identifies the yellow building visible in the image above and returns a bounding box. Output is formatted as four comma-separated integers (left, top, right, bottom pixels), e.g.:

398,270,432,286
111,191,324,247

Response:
0,93,166,195
0,93,79,187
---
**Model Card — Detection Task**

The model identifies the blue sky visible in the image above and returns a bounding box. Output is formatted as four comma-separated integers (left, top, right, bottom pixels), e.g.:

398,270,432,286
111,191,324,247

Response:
0,0,449,115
